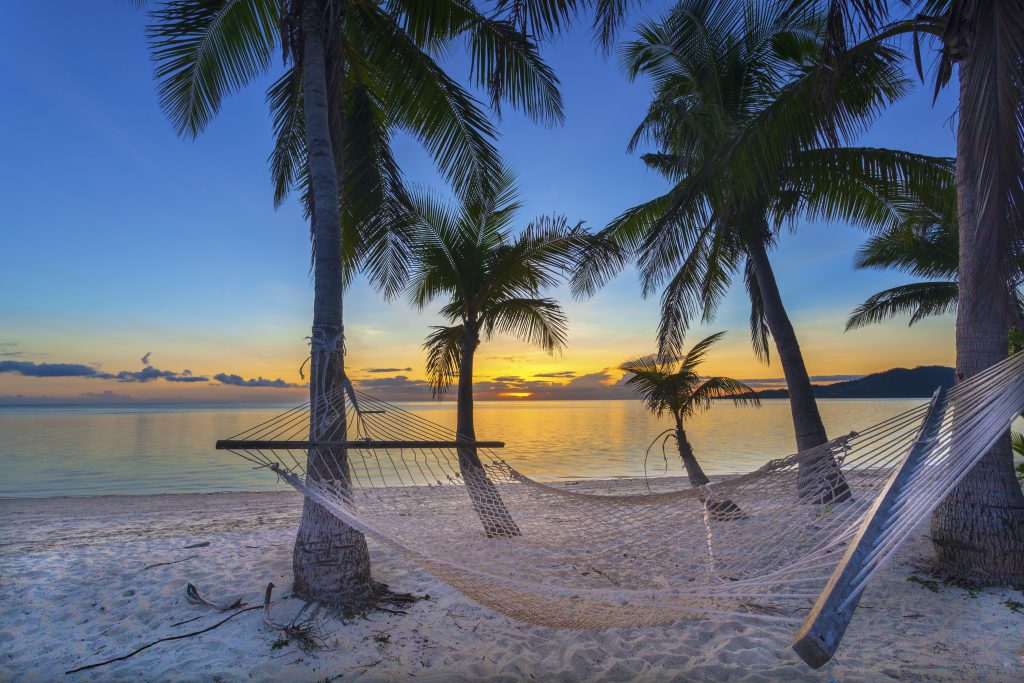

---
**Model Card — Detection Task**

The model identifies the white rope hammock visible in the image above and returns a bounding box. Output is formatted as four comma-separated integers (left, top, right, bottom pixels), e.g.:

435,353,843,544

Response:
218,351,1024,668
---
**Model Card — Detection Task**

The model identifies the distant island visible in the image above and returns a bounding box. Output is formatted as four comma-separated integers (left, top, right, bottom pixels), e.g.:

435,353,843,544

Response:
756,366,955,399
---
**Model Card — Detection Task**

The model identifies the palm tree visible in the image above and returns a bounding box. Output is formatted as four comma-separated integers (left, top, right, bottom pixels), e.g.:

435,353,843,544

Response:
620,332,759,519
146,0,564,609
845,183,1024,332
573,0,949,502
405,170,584,536
765,0,1024,586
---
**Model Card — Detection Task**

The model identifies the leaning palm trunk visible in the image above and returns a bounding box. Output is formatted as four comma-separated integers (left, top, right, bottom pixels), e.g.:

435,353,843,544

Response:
291,2,373,610
745,238,851,504
456,330,521,538
675,424,743,521
930,56,1024,586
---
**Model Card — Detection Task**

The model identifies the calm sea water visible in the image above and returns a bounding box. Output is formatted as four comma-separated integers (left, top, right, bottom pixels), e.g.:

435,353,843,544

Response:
0,399,940,498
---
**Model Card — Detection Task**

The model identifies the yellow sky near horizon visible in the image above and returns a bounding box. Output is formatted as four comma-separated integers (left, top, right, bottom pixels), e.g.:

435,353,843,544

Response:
0,290,955,403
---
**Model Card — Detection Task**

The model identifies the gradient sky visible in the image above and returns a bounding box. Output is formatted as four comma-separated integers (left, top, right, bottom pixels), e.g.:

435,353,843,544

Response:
0,2,960,403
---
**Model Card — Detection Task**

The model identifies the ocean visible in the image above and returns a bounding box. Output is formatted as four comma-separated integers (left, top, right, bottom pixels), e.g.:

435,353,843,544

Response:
0,398,944,497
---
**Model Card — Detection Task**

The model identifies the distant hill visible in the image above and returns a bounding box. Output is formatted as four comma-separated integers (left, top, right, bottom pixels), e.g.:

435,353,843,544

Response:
756,366,955,399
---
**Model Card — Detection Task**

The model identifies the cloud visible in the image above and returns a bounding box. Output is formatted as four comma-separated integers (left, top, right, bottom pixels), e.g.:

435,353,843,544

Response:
352,375,431,400
0,340,17,347
213,373,303,389
534,371,577,378
0,360,113,378
114,367,209,383
0,352,25,357
362,367,413,373
0,360,208,383
141,351,152,365
473,369,633,400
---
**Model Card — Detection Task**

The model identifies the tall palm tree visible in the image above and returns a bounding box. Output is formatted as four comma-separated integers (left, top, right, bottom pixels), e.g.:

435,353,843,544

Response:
146,0,564,609
620,332,760,519
405,170,584,536
762,0,1024,586
573,0,949,502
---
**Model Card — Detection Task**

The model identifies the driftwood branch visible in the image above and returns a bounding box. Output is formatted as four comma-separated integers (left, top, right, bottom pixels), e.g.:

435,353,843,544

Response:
64,606,260,675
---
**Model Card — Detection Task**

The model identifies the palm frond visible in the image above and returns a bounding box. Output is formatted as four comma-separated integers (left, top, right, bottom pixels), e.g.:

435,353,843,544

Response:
494,0,582,39
743,256,771,363
776,148,956,235
845,281,959,331
423,324,464,397
482,297,569,353
680,331,727,374
683,375,760,416
353,2,502,199
148,0,280,137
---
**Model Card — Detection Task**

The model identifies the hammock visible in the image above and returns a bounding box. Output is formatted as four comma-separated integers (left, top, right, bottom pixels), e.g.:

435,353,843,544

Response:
217,351,1024,668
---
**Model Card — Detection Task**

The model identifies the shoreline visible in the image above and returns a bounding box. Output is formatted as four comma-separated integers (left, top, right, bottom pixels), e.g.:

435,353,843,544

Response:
2,484,1022,681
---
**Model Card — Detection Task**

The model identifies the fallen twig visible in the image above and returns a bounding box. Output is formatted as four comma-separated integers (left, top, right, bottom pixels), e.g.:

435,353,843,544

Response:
65,606,260,675
143,555,198,571
183,541,210,549
169,615,203,628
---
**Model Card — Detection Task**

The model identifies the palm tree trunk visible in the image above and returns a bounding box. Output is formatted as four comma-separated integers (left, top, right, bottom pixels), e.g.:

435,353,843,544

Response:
291,0,373,610
676,421,743,520
456,326,520,538
745,236,851,504
930,52,1024,587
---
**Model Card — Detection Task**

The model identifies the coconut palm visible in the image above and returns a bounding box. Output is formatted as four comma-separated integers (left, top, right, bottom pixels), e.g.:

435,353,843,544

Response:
405,170,584,536
755,0,1024,585
147,0,564,609
573,0,950,502
620,332,759,518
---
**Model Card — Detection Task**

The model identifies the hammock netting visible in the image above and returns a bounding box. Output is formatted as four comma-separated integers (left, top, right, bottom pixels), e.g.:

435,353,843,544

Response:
219,351,1024,659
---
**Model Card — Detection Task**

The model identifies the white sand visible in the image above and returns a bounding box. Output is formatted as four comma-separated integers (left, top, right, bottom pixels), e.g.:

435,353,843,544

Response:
1,488,1022,682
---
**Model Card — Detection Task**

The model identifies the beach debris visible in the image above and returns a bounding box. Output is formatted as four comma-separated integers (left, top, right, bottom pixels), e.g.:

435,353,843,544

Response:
186,582,245,610
262,582,327,653
183,541,211,549
143,554,199,571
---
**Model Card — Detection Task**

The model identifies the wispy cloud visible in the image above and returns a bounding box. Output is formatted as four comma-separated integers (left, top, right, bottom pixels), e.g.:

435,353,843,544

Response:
213,373,303,389
361,367,413,373
534,370,576,378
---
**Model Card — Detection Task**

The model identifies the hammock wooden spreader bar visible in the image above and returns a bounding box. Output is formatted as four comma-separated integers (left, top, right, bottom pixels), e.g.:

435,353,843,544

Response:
215,439,505,450
792,387,948,668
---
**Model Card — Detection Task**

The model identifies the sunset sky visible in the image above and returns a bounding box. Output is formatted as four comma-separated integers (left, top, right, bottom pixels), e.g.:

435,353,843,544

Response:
0,2,960,404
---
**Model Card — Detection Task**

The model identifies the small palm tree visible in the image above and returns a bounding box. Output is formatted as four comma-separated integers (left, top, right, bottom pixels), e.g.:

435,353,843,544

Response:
406,170,585,536
620,332,759,519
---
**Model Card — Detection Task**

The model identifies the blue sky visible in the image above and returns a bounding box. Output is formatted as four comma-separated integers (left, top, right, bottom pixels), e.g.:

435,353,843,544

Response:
0,1,959,403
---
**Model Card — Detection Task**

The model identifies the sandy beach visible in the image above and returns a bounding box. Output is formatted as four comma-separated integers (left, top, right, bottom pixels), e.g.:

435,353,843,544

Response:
1,486,1021,682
